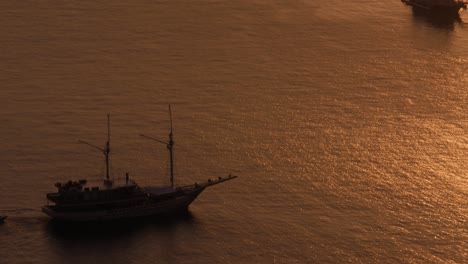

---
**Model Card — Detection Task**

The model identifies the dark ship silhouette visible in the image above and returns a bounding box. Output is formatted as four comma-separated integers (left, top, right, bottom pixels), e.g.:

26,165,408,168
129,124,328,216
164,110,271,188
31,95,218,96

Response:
402,0,467,14
42,106,237,222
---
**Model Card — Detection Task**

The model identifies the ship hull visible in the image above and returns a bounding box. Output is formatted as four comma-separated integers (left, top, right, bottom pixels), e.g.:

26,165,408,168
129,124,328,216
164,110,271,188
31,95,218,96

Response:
402,0,466,15
42,188,204,222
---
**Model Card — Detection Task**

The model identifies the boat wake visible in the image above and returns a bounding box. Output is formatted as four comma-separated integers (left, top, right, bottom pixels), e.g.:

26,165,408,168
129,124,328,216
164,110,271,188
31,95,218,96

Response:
0,208,38,212
0,208,42,218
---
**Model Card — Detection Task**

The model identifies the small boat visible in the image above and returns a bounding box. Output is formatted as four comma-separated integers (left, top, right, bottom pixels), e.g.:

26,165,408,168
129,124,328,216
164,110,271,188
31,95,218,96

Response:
402,0,468,14
42,106,237,222
0,216,7,223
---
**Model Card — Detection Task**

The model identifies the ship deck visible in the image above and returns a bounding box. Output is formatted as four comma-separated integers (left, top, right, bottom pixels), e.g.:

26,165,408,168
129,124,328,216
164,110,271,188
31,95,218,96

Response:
74,178,139,190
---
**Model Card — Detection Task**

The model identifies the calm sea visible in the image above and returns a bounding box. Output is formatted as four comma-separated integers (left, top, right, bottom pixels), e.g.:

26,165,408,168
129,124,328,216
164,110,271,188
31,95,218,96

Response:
0,1,467,263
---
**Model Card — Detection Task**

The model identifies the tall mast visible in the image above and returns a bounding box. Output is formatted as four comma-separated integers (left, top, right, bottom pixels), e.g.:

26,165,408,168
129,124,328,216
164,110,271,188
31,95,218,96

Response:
78,114,111,182
139,105,175,188
105,114,110,181
168,105,174,188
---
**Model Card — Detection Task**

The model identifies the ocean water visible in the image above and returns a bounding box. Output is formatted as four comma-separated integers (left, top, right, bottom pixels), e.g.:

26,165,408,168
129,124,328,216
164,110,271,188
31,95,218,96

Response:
0,1,467,263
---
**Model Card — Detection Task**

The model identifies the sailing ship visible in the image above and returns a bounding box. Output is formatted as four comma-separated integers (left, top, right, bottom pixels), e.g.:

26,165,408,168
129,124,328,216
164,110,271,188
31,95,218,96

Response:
42,106,237,222
401,0,468,14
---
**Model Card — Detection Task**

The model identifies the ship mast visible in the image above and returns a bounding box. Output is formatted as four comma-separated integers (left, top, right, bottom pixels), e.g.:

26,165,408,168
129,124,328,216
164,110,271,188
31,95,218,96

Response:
79,114,111,182
140,105,175,188
168,105,174,188
105,114,110,181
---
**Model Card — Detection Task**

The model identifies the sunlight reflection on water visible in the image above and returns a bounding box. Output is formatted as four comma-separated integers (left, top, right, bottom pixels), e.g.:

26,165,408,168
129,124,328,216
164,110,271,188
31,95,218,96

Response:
0,0,467,263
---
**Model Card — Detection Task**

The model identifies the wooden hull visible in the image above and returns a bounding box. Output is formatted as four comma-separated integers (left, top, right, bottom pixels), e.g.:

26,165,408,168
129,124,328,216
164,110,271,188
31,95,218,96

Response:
402,0,466,15
42,188,204,222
